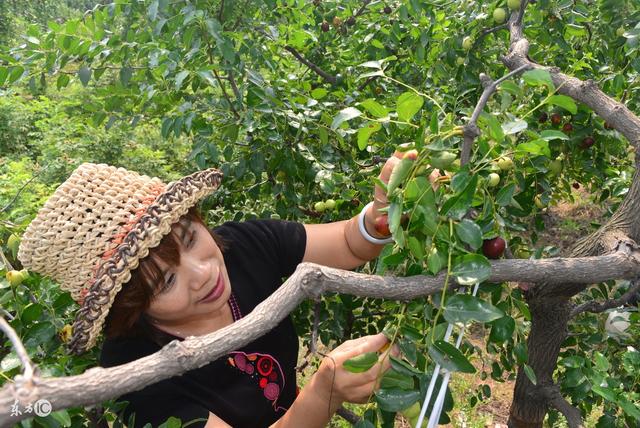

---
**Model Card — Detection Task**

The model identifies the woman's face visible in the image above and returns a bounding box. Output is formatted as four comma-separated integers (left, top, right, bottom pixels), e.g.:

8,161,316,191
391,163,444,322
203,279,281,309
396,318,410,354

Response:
144,217,231,331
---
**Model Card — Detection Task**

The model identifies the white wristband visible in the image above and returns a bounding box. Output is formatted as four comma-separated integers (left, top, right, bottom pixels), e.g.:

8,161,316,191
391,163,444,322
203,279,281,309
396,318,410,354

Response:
358,201,394,245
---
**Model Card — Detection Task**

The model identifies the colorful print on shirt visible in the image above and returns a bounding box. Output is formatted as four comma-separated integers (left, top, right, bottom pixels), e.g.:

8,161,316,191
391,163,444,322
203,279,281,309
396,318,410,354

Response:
227,351,288,412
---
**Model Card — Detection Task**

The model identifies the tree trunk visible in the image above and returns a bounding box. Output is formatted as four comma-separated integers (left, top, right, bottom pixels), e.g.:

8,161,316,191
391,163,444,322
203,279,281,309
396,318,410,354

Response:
508,298,571,427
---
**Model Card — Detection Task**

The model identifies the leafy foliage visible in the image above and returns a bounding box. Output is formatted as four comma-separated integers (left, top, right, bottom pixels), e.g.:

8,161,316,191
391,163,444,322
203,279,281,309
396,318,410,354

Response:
1,0,639,426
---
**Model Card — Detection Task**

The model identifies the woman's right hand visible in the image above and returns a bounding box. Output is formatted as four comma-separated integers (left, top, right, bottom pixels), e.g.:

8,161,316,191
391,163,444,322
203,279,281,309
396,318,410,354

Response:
309,333,396,411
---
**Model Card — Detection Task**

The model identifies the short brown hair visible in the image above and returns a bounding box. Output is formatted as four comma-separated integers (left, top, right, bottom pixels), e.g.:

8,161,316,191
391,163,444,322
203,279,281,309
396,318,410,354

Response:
103,207,227,345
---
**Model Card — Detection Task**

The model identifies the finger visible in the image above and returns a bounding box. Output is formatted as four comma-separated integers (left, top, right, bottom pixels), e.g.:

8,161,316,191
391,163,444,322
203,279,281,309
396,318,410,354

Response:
378,156,402,184
348,333,389,357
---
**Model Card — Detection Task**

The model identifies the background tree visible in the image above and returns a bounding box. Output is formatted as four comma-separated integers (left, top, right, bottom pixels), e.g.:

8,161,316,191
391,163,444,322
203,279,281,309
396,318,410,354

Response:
1,0,639,427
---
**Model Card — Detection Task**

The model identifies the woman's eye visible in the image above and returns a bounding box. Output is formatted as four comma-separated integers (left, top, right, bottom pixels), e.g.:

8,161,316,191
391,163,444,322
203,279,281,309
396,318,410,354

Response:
163,273,176,291
187,230,196,247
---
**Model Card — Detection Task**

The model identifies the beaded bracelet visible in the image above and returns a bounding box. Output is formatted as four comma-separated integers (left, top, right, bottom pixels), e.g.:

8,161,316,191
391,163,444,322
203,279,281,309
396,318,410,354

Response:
357,201,394,245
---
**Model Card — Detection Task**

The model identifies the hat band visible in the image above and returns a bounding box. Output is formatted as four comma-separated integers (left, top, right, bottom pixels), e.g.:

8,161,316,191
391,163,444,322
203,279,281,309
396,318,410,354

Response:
77,183,167,305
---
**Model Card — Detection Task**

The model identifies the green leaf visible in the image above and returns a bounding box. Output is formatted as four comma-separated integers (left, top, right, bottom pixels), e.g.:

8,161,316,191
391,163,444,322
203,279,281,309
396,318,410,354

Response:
1,353,20,371
343,352,378,373
387,158,413,196
489,316,515,343
405,177,428,201
441,175,478,220
618,398,640,420
357,70,385,80
454,219,483,250
502,119,528,135
522,69,554,90
50,410,72,427
331,107,362,130
388,201,404,247
539,130,570,141
545,95,577,115
359,99,389,118
175,70,190,90
427,247,446,274
21,303,43,323
157,416,182,428
407,236,424,260
591,384,616,402
380,369,414,390
523,364,537,385
9,66,25,84
481,113,505,143
311,88,328,99
428,340,476,373
444,294,504,323
0,67,8,86
496,183,516,206
197,70,217,87
396,92,423,122
78,66,91,86
318,127,328,146
514,342,528,364
450,254,492,285
120,66,132,87
92,111,107,127
375,388,420,412
516,139,550,157
357,122,381,150
56,74,70,90
430,110,439,134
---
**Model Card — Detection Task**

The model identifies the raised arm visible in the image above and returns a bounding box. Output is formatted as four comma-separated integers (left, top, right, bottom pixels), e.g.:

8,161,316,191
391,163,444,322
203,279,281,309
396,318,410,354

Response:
302,152,402,270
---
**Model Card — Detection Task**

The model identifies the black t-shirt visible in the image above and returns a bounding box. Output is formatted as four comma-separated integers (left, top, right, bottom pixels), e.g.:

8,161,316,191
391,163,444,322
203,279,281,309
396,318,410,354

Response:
99,219,307,428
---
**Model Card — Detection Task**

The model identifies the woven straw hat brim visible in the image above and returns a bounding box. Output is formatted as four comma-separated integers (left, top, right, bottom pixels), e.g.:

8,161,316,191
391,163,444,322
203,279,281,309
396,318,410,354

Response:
67,168,223,355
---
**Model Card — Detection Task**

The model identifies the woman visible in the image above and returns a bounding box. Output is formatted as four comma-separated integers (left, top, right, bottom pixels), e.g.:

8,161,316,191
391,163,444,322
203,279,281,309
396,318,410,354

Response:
17,154,404,427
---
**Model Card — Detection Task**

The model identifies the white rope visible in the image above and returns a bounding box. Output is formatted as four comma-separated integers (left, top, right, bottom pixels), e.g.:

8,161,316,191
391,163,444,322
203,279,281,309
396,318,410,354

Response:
414,283,480,428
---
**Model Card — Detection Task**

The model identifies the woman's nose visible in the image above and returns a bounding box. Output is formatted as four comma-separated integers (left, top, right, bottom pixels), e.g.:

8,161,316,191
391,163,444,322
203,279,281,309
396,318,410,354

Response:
186,259,210,290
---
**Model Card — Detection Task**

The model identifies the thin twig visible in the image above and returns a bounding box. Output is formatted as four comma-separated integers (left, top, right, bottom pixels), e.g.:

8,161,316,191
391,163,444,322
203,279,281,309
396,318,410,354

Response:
0,166,48,214
227,70,242,103
336,407,361,425
0,316,35,381
283,46,337,84
460,64,530,165
354,0,372,17
570,279,640,318
212,69,240,119
0,248,14,272
473,23,508,49
357,75,379,92
217,0,225,22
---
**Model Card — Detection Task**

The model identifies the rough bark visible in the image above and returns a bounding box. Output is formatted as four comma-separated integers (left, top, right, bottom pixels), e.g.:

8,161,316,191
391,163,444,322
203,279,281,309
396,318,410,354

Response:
508,299,571,427
499,2,640,426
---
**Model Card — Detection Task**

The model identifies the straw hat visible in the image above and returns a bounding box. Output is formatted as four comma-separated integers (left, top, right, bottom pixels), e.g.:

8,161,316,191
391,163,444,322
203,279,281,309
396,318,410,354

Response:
17,163,223,354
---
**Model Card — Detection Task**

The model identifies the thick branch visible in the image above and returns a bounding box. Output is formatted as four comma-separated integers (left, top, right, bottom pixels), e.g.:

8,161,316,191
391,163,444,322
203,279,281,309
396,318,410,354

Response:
2,251,640,424
283,46,337,85
541,385,584,428
502,18,640,151
570,279,640,318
